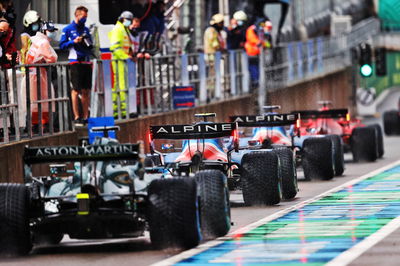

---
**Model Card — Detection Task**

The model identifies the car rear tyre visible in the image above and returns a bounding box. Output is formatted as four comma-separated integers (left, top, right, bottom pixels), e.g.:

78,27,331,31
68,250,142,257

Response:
383,110,400,135
302,137,335,180
326,135,345,176
241,151,282,205
0,183,32,256
195,170,230,240
368,124,384,158
273,148,298,199
351,127,378,162
148,177,200,249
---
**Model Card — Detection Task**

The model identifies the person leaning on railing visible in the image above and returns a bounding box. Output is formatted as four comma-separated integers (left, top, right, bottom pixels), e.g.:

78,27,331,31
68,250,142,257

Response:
203,13,226,101
108,11,135,119
59,5,93,126
244,18,273,89
25,21,58,128
20,10,41,66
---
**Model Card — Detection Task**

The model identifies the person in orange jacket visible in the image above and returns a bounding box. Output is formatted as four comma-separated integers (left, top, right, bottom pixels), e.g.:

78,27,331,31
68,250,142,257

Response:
245,19,273,88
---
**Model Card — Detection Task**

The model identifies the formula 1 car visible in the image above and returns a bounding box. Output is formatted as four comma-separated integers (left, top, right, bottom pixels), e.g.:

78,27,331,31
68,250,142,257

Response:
147,113,232,239
230,106,341,185
293,101,384,163
229,111,299,203
383,97,400,135
0,129,203,256
148,112,288,207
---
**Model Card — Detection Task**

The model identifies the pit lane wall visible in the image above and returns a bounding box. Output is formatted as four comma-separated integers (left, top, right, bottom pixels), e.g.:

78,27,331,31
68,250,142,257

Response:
0,68,352,183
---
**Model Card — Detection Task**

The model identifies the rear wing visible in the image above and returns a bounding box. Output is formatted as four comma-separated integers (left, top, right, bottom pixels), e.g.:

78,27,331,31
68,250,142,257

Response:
150,122,237,140
292,109,348,119
230,113,299,127
24,144,141,164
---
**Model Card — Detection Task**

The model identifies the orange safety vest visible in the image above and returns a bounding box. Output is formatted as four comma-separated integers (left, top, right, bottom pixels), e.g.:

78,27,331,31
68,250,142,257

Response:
244,25,261,56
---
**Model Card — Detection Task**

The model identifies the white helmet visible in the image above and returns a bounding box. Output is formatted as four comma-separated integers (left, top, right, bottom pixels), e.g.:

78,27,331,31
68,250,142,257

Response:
233,10,247,21
210,13,224,25
23,10,40,27
119,11,134,20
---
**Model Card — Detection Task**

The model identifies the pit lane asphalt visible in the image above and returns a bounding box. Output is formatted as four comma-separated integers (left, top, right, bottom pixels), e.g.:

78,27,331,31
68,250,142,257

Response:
1,135,400,266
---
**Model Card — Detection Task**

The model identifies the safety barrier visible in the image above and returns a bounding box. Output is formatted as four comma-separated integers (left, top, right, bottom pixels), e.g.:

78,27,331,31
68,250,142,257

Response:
0,63,73,144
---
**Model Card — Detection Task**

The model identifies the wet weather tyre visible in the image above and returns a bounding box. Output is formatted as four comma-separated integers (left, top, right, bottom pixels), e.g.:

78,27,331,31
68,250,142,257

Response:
383,110,400,135
0,183,32,256
241,151,282,205
368,124,384,158
273,148,298,199
302,137,335,180
351,127,378,162
195,170,231,240
148,177,200,249
326,135,345,176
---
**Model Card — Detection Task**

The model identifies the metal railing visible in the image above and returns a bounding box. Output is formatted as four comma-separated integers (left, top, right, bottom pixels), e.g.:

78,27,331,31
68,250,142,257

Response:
258,18,381,107
0,18,386,145
0,63,73,144
90,49,251,119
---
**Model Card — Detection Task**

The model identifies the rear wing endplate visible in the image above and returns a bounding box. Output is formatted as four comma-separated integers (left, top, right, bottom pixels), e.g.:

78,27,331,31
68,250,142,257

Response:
230,113,299,127
292,109,348,119
150,123,237,140
24,144,140,164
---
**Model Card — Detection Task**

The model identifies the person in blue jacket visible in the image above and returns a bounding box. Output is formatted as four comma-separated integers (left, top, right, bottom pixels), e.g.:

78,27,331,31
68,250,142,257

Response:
59,5,93,125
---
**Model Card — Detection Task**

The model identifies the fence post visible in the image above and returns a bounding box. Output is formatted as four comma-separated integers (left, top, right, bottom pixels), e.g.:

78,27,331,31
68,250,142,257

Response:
258,48,266,111
317,37,323,72
287,43,294,81
0,70,9,142
90,59,99,117
102,60,113,117
127,59,137,115
198,53,207,103
229,50,236,96
297,42,303,79
241,51,250,94
10,68,20,140
214,51,222,99
181,54,189,86
307,39,314,75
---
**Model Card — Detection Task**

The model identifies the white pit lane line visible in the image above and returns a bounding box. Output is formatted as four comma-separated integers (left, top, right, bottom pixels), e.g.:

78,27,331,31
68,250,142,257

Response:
152,159,400,266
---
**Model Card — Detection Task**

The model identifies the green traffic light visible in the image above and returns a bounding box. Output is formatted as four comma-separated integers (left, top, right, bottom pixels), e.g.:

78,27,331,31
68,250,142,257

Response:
360,64,372,77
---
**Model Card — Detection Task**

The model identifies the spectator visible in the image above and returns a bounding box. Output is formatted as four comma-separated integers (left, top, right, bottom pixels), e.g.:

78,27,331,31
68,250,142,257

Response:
245,18,273,89
60,6,93,126
139,0,165,39
0,19,10,68
129,17,141,57
204,13,225,55
0,0,17,69
203,13,225,101
227,10,248,50
26,21,58,128
108,11,135,119
21,10,41,65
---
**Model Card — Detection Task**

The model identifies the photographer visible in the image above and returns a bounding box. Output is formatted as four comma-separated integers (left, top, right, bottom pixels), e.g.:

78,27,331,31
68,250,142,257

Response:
59,6,93,126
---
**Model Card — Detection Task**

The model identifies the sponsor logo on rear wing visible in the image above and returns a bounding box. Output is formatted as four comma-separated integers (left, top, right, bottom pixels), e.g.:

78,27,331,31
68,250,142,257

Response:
292,109,348,119
150,123,237,140
230,113,299,127
24,144,140,164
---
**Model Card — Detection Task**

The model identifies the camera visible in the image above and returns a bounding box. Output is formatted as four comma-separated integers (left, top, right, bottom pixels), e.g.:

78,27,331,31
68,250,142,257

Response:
80,33,93,49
